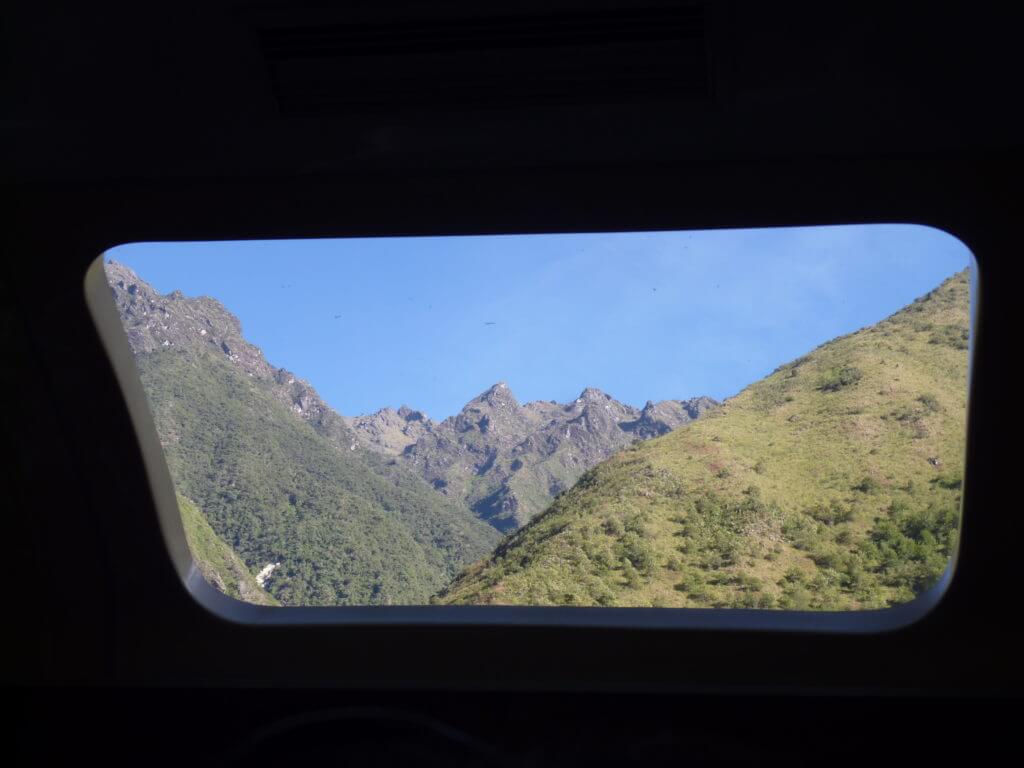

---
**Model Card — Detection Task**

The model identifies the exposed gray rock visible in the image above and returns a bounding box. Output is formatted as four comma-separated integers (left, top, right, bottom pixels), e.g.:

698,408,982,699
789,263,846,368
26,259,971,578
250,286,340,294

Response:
346,406,436,456
623,396,719,439
107,259,717,534
105,260,355,452
390,383,718,530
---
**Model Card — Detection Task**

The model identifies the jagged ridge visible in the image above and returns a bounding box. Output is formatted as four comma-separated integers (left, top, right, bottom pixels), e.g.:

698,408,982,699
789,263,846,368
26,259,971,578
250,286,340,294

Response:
352,379,716,530
107,261,500,605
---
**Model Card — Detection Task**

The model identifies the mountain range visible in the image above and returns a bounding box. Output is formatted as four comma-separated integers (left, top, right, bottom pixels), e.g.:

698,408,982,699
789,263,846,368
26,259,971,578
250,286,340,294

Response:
107,259,967,610
107,260,499,605
348,383,716,530
105,260,716,603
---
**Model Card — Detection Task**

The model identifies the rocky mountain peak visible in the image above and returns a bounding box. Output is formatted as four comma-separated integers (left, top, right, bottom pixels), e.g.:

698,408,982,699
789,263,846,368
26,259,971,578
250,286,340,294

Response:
576,386,610,403
473,381,518,409
106,260,155,300
682,396,720,419
107,260,717,534
626,396,720,440
105,260,355,452
397,405,428,422
396,383,714,530
346,404,436,456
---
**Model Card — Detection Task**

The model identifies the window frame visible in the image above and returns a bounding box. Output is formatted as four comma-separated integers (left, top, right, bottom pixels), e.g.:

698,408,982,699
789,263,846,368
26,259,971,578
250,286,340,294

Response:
82,230,978,634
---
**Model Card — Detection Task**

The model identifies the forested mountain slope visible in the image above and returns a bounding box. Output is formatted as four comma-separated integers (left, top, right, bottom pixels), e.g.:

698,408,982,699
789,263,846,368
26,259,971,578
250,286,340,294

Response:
177,494,278,606
107,261,499,605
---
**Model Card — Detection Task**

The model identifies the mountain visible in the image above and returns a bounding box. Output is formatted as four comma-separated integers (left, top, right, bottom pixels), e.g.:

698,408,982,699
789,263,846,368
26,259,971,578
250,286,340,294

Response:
440,271,970,609
106,260,500,606
177,494,278,606
351,381,716,531
346,405,434,456
106,260,354,453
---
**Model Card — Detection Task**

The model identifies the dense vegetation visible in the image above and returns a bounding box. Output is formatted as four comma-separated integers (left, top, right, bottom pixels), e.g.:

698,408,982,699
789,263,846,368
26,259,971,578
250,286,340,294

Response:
177,494,278,605
137,347,500,605
440,271,970,609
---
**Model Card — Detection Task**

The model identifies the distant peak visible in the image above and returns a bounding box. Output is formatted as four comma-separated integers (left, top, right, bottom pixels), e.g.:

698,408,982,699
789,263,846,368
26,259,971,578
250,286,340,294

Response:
480,381,512,397
104,259,143,285
104,258,132,273
468,381,519,410
397,405,428,422
576,387,609,402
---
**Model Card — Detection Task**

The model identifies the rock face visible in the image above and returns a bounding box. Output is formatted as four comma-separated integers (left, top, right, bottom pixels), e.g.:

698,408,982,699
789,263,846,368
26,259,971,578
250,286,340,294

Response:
105,260,501,606
359,381,718,531
625,397,719,440
106,259,353,451
345,406,434,456
107,258,718,535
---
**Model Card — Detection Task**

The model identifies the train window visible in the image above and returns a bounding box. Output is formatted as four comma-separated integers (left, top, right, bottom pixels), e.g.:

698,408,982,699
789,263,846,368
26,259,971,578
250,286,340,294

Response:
88,224,974,621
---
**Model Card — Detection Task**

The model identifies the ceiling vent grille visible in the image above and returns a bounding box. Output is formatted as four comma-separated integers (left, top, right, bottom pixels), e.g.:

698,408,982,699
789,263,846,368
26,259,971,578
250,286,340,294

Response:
255,6,709,115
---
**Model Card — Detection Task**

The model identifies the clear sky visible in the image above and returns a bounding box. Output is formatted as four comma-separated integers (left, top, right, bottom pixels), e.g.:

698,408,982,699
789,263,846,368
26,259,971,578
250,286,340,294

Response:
107,224,972,420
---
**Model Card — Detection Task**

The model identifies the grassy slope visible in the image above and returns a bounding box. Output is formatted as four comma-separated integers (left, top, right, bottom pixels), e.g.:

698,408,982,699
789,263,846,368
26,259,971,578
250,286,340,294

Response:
138,347,500,606
441,271,969,609
177,493,279,606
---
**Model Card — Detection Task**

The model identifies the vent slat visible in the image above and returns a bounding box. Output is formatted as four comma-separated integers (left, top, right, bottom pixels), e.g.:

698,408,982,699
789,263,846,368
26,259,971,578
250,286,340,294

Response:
255,6,709,116
259,8,705,60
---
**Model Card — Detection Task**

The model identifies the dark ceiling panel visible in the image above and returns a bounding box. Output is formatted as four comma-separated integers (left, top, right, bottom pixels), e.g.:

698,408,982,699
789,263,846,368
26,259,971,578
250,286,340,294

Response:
254,6,710,115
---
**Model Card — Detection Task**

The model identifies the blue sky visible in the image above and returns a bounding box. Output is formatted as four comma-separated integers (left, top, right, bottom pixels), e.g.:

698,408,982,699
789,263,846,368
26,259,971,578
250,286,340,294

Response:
107,225,972,419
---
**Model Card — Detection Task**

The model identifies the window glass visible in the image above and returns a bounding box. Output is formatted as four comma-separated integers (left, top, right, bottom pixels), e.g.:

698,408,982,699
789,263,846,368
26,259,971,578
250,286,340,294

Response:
102,225,971,609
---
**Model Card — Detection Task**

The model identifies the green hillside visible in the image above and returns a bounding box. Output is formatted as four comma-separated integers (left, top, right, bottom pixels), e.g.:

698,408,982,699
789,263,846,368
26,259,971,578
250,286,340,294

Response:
440,271,970,609
177,494,278,606
138,347,500,606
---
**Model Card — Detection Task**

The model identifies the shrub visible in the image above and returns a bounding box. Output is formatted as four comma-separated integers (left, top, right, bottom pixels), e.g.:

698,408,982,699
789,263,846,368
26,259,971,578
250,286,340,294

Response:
807,500,855,525
929,324,969,350
817,365,863,392
624,513,649,537
602,517,624,537
674,568,707,596
735,573,763,592
782,566,807,585
858,500,959,594
618,532,655,574
778,584,812,610
782,514,825,551
774,354,813,375
853,476,880,494
917,393,940,413
932,472,962,490
809,544,850,571
890,404,917,422
622,561,643,589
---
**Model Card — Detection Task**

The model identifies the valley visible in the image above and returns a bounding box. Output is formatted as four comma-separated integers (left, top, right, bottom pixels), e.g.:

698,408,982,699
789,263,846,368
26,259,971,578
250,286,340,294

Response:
107,261,968,609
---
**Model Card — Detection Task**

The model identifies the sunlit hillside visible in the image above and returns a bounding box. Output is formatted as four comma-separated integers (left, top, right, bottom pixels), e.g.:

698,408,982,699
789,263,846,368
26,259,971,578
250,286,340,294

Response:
440,271,970,609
